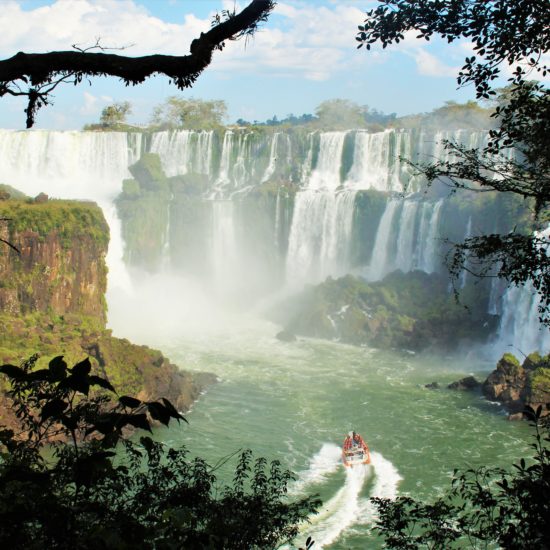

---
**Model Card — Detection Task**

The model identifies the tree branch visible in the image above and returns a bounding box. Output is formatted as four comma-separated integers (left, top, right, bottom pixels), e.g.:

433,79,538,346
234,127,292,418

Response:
0,0,275,127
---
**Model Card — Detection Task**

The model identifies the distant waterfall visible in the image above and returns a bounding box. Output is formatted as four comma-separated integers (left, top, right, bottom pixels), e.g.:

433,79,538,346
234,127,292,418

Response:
367,200,400,281
496,285,550,354
262,132,280,183
286,190,356,285
366,198,443,281
211,200,238,293
150,130,213,177
415,200,443,272
346,131,400,191
0,130,139,296
307,132,347,191
0,130,140,200
494,227,550,354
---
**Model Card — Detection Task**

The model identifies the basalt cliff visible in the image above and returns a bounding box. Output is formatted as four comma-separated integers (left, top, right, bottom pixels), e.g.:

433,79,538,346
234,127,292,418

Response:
0,187,214,427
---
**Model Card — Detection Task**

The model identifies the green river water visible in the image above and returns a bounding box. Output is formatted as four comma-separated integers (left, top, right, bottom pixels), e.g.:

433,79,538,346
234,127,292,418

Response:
110,301,532,549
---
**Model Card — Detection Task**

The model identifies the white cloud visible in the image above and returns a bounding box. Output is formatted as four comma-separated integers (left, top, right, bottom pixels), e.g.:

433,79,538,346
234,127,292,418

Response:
411,49,458,78
0,0,467,87
0,0,210,56
80,91,98,115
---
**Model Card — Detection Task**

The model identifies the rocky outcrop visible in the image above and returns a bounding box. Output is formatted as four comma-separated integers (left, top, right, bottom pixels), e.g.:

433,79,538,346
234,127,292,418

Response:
482,352,550,419
0,192,214,426
448,376,481,391
273,271,497,351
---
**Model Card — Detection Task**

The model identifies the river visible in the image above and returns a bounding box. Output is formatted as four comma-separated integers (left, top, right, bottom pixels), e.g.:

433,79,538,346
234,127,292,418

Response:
109,296,532,549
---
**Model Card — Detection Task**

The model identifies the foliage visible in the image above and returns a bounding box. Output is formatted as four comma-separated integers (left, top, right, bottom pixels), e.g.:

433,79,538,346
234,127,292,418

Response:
99,101,132,127
314,99,367,130
151,96,228,130
0,198,109,249
357,0,550,326
372,406,550,549
0,355,320,549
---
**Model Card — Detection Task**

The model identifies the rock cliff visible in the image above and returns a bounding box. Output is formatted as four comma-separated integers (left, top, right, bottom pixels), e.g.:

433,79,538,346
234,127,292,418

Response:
0,190,214,427
0,197,108,321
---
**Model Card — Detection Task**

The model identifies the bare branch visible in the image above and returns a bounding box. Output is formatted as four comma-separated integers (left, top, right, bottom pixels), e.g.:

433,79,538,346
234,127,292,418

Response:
0,0,275,127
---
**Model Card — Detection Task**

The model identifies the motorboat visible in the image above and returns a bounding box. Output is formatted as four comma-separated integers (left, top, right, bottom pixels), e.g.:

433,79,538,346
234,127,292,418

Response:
342,431,371,467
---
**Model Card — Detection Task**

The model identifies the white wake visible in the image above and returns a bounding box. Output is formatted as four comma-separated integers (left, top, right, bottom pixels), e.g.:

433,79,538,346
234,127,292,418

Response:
291,445,402,548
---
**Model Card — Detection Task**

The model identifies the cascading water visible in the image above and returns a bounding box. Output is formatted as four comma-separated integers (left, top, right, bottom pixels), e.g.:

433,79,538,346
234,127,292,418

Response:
365,198,443,281
286,190,356,285
494,227,550,355
2,127,545,353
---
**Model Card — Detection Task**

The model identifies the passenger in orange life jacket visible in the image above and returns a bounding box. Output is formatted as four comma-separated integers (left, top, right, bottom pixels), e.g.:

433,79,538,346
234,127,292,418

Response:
352,431,361,446
343,432,353,450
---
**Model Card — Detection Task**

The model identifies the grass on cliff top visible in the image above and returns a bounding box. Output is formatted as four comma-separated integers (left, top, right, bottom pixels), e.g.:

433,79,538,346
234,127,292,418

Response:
0,199,109,248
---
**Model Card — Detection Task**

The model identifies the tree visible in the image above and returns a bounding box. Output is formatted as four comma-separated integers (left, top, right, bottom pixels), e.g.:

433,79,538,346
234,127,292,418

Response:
356,0,550,325
99,101,132,127
0,355,320,549
371,407,550,549
0,0,275,128
150,97,227,129
315,99,367,129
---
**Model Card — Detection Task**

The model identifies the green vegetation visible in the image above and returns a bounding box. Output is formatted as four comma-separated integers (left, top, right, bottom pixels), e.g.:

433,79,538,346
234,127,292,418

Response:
0,184,28,201
277,271,496,351
150,96,228,130
0,356,320,549
0,198,109,249
100,101,132,126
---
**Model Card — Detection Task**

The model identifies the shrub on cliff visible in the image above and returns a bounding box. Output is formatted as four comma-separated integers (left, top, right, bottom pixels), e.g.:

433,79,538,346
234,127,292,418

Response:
0,355,319,549
372,406,550,549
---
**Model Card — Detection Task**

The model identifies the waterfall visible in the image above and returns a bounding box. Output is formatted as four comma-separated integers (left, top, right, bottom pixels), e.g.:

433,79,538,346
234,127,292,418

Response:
346,130,401,192
286,190,356,285
7,126,546,354
394,201,420,273
416,200,443,273
459,217,473,289
497,285,550,354
366,199,399,281
150,130,213,177
211,200,238,294
494,227,550,354
0,130,138,200
365,198,443,281
0,129,137,297
262,133,280,183
307,132,347,190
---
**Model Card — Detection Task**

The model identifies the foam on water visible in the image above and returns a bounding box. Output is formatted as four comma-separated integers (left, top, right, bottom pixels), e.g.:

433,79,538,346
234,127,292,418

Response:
288,446,402,548
292,443,343,493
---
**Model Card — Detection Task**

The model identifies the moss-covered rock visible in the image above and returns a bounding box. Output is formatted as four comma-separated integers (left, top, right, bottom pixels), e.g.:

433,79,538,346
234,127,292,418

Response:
275,271,497,351
482,352,550,419
0,199,109,320
128,153,168,192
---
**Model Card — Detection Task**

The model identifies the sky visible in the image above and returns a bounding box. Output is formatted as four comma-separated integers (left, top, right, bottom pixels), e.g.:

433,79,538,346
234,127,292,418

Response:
0,0,484,130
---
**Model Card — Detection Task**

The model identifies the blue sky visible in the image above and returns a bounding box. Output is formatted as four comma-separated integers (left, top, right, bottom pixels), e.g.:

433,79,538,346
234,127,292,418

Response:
1,0,482,130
